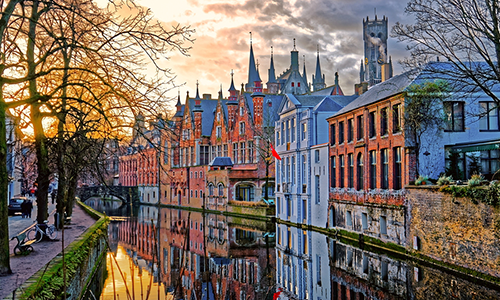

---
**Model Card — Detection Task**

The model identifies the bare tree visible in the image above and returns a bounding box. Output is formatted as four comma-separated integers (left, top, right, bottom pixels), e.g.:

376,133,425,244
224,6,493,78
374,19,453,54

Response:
0,0,193,275
392,0,500,104
403,80,449,177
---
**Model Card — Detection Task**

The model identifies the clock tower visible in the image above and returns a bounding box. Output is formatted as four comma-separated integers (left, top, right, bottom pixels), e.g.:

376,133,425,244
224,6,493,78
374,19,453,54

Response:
362,14,389,86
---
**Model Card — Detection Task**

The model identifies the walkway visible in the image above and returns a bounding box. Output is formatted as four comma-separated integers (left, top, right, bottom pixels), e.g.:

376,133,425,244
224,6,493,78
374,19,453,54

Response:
0,202,97,299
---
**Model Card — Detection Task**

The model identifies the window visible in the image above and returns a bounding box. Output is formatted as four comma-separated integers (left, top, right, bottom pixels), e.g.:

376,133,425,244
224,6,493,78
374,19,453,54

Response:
357,153,364,190
292,156,296,184
216,126,222,138
277,197,281,214
381,149,389,189
240,106,244,116
339,155,345,188
381,108,388,135
357,115,364,140
217,112,221,121
208,184,214,196
315,175,320,204
393,104,401,133
315,150,320,162
330,156,336,188
330,123,336,145
248,141,254,163
302,122,307,140
218,184,224,196
236,184,254,201
281,123,285,145
346,210,352,226
362,213,368,230
200,146,209,165
479,102,499,131
217,145,222,157
481,150,500,180
224,144,228,157
348,153,354,188
240,142,245,163
302,155,307,186
239,122,245,135
380,216,387,235
347,119,354,142
303,231,308,254
277,130,280,145
444,101,464,131
370,150,377,189
339,121,344,143
394,147,402,190
291,118,295,142
286,120,290,143
233,143,238,163
369,112,376,138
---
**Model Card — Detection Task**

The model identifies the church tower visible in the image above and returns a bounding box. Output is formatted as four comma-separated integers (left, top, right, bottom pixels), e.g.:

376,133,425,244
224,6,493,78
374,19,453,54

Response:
363,14,388,86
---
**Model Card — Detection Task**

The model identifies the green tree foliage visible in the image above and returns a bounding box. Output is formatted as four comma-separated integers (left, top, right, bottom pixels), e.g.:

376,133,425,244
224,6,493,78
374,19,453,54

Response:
403,80,449,176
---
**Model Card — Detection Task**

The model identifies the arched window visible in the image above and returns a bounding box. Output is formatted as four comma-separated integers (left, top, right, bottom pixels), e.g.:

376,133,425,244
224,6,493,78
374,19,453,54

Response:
208,184,214,196
357,153,364,190
218,184,224,196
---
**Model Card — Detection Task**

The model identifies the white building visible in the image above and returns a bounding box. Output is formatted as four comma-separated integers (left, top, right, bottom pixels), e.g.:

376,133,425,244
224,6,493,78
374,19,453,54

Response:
275,93,357,227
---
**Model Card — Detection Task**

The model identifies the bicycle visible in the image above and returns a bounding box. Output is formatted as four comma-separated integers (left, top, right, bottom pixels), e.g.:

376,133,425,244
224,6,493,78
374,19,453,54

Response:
26,220,58,243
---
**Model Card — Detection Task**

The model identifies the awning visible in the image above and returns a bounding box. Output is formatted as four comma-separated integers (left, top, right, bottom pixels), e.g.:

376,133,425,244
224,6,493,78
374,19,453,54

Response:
448,140,500,153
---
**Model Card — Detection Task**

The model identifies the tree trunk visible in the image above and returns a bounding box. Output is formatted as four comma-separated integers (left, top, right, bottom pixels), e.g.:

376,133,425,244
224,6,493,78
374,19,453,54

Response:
0,92,11,275
0,0,23,277
28,0,50,225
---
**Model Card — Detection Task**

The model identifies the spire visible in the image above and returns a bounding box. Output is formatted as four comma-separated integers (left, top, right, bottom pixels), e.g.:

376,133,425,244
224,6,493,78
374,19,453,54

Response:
267,46,277,84
195,80,201,99
359,59,365,83
218,84,223,99
302,55,308,86
291,38,299,72
246,32,260,91
312,45,325,91
228,70,236,91
176,89,181,107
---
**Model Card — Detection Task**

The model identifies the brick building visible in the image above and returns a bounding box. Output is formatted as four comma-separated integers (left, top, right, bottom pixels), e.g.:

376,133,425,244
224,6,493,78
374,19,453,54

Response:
160,40,285,211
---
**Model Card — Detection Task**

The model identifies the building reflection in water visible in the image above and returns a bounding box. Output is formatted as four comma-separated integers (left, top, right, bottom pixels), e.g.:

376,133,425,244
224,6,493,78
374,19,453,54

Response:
104,204,276,300
92,199,500,300
275,222,500,300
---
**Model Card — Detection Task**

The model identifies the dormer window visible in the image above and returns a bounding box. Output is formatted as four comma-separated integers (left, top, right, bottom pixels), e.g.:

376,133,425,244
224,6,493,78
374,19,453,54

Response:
216,126,222,138
298,82,301,87
240,107,244,116
217,112,220,121
291,82,295,87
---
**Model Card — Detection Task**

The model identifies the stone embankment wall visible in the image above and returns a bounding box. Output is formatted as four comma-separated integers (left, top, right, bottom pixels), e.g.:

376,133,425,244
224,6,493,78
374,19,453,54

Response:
406,186,500,278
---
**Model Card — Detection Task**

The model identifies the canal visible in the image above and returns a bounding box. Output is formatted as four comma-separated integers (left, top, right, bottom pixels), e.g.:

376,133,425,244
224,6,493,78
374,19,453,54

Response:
85,199,500,299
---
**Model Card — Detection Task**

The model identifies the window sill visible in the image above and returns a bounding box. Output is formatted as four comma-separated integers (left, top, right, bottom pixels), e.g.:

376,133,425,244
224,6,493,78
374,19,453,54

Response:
479,129,500,132
444,130,466,132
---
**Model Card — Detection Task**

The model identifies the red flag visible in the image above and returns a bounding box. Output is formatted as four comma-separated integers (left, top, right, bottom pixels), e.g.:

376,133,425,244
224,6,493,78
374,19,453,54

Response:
270,143,281,160
273,288,282,300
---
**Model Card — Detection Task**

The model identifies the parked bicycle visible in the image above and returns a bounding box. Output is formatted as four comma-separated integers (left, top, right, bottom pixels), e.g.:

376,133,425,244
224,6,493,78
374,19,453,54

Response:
26,220,58,243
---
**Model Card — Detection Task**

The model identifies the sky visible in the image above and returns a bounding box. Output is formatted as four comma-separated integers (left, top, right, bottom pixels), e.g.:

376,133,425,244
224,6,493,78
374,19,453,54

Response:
99,0,414,108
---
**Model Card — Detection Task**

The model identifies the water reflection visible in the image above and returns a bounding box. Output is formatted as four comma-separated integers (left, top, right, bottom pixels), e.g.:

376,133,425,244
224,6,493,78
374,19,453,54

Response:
86,200,500,300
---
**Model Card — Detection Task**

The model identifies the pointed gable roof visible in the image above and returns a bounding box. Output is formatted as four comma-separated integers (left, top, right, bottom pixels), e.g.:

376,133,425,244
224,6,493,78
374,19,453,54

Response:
246,36,261,90
331,72,344,95
267,46,277,84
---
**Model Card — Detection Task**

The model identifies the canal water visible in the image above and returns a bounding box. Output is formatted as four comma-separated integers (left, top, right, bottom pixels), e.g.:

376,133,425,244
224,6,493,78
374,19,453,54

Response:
85,199,500,299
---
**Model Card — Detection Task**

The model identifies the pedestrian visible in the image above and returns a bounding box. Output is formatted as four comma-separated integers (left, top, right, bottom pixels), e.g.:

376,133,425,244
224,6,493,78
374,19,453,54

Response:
21,199,28,218
51,190,56,204
26,200,33,218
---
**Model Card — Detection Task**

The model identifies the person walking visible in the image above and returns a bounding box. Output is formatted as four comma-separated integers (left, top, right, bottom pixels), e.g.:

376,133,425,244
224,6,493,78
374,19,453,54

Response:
51,190,56,204
26,200,33,218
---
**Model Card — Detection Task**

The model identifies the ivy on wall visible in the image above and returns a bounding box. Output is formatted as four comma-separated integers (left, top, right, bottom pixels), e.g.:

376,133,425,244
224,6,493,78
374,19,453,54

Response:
439,183,500,206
